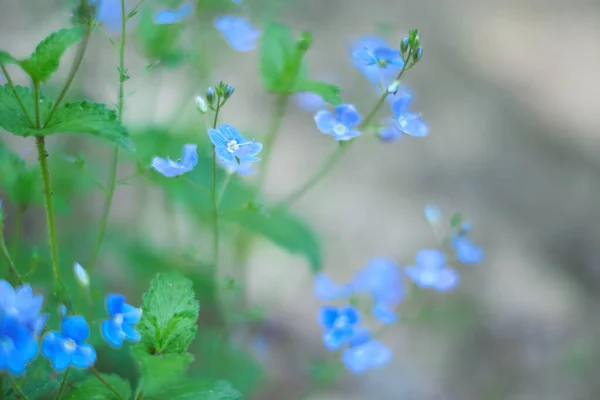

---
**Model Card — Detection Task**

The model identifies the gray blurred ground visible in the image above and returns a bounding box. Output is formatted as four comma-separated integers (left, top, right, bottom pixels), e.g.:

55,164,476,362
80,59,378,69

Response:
2,0,600,399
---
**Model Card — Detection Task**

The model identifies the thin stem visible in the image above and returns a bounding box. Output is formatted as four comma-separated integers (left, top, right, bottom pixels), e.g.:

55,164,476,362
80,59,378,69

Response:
6,376,29,400
0,218,24,285
216,173,232,206
211,103,222,265
54,368,70,400
10,206,25,260
87,0,128,274
90,368,124,400
257,95,289,190
0,65,34,125
184,177,211,195
32,81,41,129
43,24,92,126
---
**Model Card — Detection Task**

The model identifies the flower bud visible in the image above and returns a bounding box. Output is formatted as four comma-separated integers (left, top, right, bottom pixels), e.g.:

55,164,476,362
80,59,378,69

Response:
195,96,208,114
400,38,409,54
387,80,400,94
206,86,216,106
297,32,312,52
74,262,89,287
223,84,235,100
413,47,423,63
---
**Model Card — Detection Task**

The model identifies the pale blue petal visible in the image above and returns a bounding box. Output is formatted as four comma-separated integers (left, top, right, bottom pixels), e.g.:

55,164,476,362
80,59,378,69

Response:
217,124,244,143
433,268,460,291
105,294,125,317
181,144,198,169
214,16,261,52
101,319,124,348
34,314,49,335
0,280,15,313
295,92,327,111
339,306,360,325
342,340,391,374
154,2,193,24
323,329,346,350
62,316,89,343
335,129,361,141
424,205,441,223
398,113,429,137
415,249,446,269
353,49,378,66
121,304,142,325
373,47,403,66
208,128,229,147
151,157,186,178
318,306,338,328
314,274,341,301
453,236,484,264
372,303,397,324
42,332,70,372
314,110,335,133
379,121,403,142
71,344,96,369
335,104,361,128
122,324,141,342
391,94,412,118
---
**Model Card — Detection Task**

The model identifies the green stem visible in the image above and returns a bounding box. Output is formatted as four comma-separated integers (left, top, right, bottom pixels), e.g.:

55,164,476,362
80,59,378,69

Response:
257,95,289,190
0,216,23,285
216,173,232,206
10,206,25,261
90,368,124,400
87,0,127,274
43,23,92,126
211,103,222,266
54,368,69,400
0,65,34,126
6,376,29,400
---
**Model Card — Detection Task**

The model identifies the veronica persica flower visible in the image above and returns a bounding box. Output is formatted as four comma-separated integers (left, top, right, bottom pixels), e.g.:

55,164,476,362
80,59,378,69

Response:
313,273,353,301
342,328,392,374
452,235,484,264
151,144,198,177
353,46,403,69
154,2,193,24
0,280,47,335
318,306,359,350
350,36,403,87
42,316,96,371
379,93,429,141
214,15,261,52
101,294,142,348
405,249,459,292
0,317,38,375
352,258,403,324
208,124,262,175
314,104,362,141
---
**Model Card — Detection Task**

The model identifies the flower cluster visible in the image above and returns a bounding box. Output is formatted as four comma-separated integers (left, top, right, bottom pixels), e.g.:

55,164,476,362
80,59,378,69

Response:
0,279,141,376
314,209,483,374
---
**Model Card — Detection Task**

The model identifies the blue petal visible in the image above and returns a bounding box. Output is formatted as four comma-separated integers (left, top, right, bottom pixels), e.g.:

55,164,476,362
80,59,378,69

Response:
5,347,26,376
42,332,70,372
372,303,397,324
34,314,48,335
217,124,244,143
398,113,429,137
122,324,141,342
214,16,261,52
121,304,142,326
339,306,360,325
353,258,403,305
334,129,361,141
181,144,198,169
295,92,327,111
72,344,96,369
342,340,391,374
424,205,441,224
415,249,446,270
318,306,339,328
208,128,229,148
314,273,353,301
433,268,460,292
352,48,378,66
314,110,335,133
235,141,262,160
373,47,403,66
453,236,484,264
0,280,15,314
96,0,126,34
101,319,124,348
62,316,90,343
151,157,186,178
334,104,361,128
323,329,346,350
405,266,439,288
391,94,412,118
154,2,193,24
379,121,403,142
105,294,125,317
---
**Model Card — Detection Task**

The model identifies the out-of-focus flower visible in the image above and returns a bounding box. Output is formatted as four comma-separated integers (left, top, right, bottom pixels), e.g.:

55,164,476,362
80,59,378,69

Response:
314,104,362,141
154,2,193,24
451,235,484,264
151,144,198,177
342,328,391,374
0,280,47,335
42,316,96,371
73,262,89,287
101,294,142,348
314,273,354,301
0,317,38,375
214,16,261,52
318,305,359,350
349,35,403,88
405,249,459,292
379,93,428,141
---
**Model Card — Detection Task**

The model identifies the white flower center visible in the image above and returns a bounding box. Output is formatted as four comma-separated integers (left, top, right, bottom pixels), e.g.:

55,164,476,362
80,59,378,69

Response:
114,314,124,325
63,338,77,353
226,140,240,153
334,315,349,329
333,124,347,136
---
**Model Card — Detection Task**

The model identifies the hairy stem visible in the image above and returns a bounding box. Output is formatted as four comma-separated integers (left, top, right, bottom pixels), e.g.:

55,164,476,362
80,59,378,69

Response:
87,0,128,273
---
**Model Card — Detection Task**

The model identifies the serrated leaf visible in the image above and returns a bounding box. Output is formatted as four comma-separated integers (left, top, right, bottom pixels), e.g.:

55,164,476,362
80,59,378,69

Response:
133,349,194,396
147,380,241,400
20,27,84,82
293,79,342,105
259,22,296,91
0,50,18,65
0,84,36,135
136,272,200,355
41,101,134,150
64,374,131,400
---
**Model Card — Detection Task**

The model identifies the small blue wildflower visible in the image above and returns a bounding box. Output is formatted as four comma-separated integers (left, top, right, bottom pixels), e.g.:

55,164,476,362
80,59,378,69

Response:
0,317,39,375
154,2,193,24
350,36,403,88
314,273,353,301
0,280,47,335
353,46,403,69
101,294,142,348
42,316,96,371
405,249,459,292
352,258,403,324
318,306,359,350
294,92,328,111
151,144,198,177
379,93,429,141
314,104,362,141
342,328,392,374
424,204,441,224
214,15,261,52
208,124,262,175
451,235,484,264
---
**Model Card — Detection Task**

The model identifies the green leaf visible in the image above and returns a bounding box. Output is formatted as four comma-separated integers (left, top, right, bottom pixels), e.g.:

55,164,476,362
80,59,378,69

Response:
293,79,342,105
40,101,134,150
64,374,131,400
450,212,463,229
259,22,296,91
0,84,36,135
136,272,200,355
147,380,241,400
20,27,84,82
0,50,18,65
133,349,194,396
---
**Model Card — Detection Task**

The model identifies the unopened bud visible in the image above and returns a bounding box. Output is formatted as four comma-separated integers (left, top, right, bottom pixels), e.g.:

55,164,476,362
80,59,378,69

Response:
206,87,216,105
387,80,400,94
74,262,89,287
195,96,208,114
400,38,409,54
297,32,312,52
412,47,423,63
223,84,235,99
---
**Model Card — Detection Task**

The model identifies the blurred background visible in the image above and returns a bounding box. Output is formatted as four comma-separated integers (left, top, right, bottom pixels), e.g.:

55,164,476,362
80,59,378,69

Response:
1,0,600,399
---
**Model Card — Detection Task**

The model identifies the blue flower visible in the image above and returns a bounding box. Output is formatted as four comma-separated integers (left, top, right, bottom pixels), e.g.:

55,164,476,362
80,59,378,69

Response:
0,317,39,376
350,36,403,88
294,92,328,111
314,104,362,141
353,46,403,69
352,258,403,324
214,15,261,52
451,235,484,264
0,280,47,335
405,249,459,292
151,144,198,177
208,124,262,175
379,93,429,141
101,294,142,348
42,316,96,371
154,2,193,24
342,328,391,374
318,306,359,350
314,273,353,301
93,0,128,34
